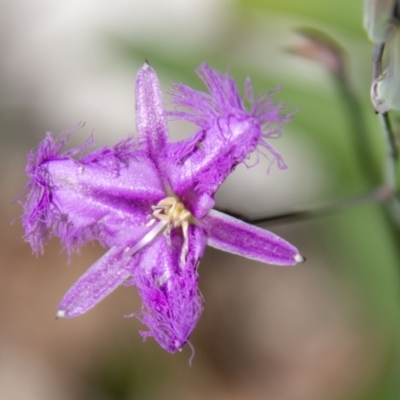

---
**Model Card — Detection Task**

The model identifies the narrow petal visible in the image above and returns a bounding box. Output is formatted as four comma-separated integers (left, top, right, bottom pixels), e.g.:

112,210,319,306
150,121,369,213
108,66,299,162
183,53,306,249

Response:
200,209,304,266
129,225,206,353
57,246,132,318
135,62,169,162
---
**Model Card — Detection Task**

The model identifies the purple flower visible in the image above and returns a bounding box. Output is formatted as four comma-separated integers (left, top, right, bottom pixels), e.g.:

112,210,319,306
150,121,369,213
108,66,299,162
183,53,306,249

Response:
21,62,304,353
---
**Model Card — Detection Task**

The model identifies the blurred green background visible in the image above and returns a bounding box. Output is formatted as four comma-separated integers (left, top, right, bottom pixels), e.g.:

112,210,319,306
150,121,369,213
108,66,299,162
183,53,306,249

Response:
1,0,400,399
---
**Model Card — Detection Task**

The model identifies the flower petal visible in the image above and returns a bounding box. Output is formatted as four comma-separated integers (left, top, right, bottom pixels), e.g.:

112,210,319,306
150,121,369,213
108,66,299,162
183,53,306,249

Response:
165,63,292,218
129,225,206,353
22,132,165,254
200,209,304,266
57,246,132,318
135,62,169,162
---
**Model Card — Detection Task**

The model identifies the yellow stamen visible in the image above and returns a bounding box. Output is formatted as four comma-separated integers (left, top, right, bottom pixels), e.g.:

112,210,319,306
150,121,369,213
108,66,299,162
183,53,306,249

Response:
151,196,193,265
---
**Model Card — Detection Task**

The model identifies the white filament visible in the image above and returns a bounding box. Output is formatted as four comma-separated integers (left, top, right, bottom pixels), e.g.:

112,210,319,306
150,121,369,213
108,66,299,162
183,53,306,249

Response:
124,220,166,258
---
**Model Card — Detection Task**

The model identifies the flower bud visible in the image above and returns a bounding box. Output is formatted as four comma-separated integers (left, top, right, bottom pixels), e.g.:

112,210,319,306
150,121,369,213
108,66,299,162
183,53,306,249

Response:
288,27,346,80
371,20,400,112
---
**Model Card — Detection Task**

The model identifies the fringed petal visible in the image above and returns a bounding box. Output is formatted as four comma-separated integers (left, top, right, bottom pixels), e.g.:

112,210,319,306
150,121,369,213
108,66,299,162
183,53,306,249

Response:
165,63,293,218
21,131,165,254
129,225,206,353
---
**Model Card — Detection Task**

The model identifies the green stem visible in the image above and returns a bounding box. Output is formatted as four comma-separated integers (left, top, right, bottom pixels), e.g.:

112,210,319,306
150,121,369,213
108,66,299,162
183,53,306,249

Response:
333,74,379,185
379,112,400,227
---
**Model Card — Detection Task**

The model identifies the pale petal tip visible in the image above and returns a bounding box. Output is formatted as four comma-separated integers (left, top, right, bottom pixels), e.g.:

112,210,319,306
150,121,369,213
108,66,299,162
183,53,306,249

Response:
294,253,306,263
55,310,65,319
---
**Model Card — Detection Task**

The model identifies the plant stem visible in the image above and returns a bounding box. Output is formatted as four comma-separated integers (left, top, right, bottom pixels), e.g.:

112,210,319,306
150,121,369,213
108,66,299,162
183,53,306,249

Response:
333,71,379,185
226,186,391,226
380,112,400,227
373,43,385,80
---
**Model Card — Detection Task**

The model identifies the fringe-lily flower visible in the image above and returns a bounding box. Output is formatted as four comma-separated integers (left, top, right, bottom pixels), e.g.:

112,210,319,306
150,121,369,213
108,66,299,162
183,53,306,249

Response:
21,62,304,353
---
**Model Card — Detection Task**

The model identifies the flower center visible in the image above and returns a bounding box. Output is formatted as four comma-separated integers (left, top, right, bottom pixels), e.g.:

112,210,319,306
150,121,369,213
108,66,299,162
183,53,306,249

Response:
151,196,192,227
123,196,194,265
150,196,193,265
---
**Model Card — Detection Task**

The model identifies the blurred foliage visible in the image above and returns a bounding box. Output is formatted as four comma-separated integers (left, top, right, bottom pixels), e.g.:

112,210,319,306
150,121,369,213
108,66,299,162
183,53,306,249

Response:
237,0,365,37
4,1,400,399
88,345,167,399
